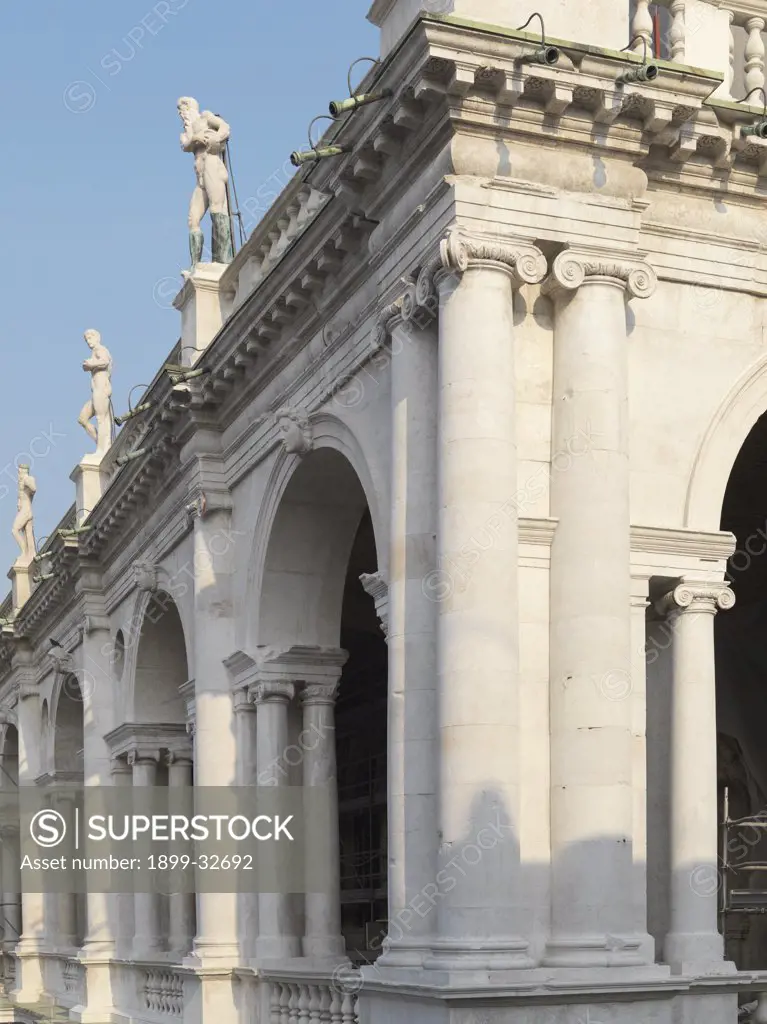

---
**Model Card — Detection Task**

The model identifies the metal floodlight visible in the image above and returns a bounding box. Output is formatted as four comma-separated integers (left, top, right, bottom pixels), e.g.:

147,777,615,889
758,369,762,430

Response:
517,13,560,66
291,144,351,167
57,525,91,540
617,36,660,85
742,119,767,139
329,90,392,117
329,57,391,117
617,63,659,84
32,538,52,564
291,115,351,168
116,446,149,467
520,44,559,66
164,364,210,387
33,572,56,584
114,400,152,426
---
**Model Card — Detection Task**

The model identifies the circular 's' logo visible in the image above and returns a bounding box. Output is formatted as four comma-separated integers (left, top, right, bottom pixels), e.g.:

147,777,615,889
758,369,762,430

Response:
30,809,67,848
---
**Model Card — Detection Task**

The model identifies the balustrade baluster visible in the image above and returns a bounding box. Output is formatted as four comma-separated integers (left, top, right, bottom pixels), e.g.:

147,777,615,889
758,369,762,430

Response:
745,16,766,99
669,0,686,62
631,0,654,54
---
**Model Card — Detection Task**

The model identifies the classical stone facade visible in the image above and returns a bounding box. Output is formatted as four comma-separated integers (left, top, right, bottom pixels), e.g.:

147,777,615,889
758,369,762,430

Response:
5,2,767,1022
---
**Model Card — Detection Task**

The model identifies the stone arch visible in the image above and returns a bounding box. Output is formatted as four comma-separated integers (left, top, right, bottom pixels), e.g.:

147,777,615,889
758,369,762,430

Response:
248,412,386,648
126,588,189,724
685,352,767,530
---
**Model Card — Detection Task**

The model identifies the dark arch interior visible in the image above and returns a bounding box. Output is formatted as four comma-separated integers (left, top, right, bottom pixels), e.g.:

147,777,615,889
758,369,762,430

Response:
134,593,188,723
717,409,767,969
336,509,388,962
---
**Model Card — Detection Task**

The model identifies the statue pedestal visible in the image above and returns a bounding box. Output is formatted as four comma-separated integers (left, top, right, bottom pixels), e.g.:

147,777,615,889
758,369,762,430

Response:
71,455,108,525
173,262,228,368
9,557,34,611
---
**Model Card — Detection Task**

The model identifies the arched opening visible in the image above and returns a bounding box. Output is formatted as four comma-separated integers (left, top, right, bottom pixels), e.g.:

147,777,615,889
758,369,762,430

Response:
257,447,387,960
716,409,767,969
133,593,188,724
54,677,84,777
336,510,388,961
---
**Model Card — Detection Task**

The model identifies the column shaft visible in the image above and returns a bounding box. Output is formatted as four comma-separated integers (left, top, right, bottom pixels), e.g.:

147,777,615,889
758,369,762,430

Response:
384,312,438,965
80,621,117,957
168,757,195,958
191,507,239,963
660,583,734,972
15,685,46,1001
429,229,546,969
234,696,258,961
545,253,655,966
254,684,300,960
131,758,161,958
301,689,343,958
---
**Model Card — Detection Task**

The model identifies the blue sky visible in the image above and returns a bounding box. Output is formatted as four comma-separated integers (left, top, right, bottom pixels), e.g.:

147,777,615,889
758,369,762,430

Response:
0,1,378,573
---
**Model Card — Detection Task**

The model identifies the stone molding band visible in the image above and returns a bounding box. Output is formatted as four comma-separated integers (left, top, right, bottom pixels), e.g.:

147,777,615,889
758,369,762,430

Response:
543,248,657,300
656,581,736,617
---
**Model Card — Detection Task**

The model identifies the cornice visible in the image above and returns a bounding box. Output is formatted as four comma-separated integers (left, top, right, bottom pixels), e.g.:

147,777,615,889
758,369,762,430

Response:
105,722,191,761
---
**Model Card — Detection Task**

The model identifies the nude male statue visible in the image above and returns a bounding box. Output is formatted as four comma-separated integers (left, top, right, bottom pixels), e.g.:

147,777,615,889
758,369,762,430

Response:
177,96,233,266
78,329,113,458
12,465,36,562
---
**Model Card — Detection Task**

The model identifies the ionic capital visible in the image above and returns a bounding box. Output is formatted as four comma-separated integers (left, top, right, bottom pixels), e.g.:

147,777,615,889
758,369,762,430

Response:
360,571,388,639
543,248,657,300
300,681,339,707
371,297,404,347
249,681,295,706
439,227,547,288
126,747,161,767
656,581,735,618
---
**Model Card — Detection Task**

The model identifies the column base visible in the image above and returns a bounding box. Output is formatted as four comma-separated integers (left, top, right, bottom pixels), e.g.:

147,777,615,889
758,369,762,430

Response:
423,937,534,971
187,939,241,968
377,937,432,968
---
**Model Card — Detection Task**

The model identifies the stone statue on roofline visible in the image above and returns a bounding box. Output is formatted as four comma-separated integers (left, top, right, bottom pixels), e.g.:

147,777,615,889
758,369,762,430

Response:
12,465,36,564
78,329,114,461
178,96,234,267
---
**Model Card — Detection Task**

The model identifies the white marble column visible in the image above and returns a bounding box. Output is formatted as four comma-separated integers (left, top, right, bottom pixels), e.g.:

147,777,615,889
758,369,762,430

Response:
130,752,162,958
543,250,656,967
167,754,195,958
77,575,119,968
0,827,21,952
631,575,654,963
111,759,134,961
378,296,439,967
656,581,735,973
301,676,344,959
253,681,300,960
189,496,239,964
14,665,46,1002
427,228,547,970
233,691,258,961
